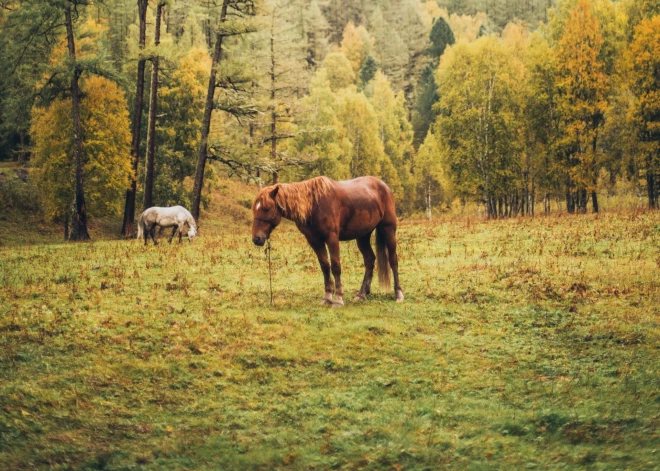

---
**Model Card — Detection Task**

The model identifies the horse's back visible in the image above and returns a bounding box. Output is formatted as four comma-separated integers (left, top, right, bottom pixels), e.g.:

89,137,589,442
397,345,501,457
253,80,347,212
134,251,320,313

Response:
336,176,394,209
142,205,192,226
331,177,396,240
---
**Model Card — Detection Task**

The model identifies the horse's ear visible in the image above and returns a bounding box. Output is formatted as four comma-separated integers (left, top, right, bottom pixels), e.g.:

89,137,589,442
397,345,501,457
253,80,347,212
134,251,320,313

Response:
269,185,279,200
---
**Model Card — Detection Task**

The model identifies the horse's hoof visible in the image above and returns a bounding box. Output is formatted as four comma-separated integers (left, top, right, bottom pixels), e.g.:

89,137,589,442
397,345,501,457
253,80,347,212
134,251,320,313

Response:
395,290,404,302
320,294,333,306
332,296,344,308
353,293,367,302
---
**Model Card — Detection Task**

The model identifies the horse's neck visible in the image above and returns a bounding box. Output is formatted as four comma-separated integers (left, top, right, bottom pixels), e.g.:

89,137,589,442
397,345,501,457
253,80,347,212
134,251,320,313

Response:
186,216,196,228
277,182,316,224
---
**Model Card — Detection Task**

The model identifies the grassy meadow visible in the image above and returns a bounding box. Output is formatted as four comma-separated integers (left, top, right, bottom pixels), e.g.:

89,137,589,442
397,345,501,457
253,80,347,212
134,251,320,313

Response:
1,203,660,469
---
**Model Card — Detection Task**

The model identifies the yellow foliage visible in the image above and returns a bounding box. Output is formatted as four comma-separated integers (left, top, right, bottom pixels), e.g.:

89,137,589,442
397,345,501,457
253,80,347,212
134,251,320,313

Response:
340,22,373,74
624,15,660,143
31,76,132,221
556,0,609,191
419,1,448,28
448,12,488,43
320,52,356,91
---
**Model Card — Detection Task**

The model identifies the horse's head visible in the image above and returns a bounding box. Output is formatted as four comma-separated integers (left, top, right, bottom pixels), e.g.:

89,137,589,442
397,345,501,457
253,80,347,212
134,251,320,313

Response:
188,224,197,242
252,185,282,246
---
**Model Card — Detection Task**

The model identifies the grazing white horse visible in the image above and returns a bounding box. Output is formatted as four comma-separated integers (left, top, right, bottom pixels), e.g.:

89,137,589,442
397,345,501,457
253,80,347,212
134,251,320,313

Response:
137,206,197,245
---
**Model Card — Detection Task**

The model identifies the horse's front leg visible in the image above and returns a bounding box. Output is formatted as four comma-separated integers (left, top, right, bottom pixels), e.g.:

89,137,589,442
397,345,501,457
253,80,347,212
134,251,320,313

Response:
308,239,333,306
179,224,183,243
326,235,343,307
169,226,177,244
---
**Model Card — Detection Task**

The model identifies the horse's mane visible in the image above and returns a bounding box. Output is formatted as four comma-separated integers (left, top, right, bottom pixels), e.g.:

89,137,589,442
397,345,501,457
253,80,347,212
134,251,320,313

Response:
256,176,334,225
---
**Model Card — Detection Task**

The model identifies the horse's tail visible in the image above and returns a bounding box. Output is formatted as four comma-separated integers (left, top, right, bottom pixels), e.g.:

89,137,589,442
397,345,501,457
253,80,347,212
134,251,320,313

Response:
136,212,145,239
376,225,391,290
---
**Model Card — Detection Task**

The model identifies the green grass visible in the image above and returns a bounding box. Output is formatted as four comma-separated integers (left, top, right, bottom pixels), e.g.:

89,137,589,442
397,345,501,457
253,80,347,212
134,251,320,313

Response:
1,211,659,470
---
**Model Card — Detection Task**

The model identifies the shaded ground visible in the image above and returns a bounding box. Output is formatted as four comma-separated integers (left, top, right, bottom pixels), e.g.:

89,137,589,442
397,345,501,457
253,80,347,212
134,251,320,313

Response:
1,209,659,470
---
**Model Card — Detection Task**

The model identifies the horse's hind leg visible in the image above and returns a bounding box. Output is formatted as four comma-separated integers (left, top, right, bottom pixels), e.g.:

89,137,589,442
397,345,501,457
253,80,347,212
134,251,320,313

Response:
326,235,344,307
382,224,403,302
150,225,158,245
179,224,183,243
354,232,375,302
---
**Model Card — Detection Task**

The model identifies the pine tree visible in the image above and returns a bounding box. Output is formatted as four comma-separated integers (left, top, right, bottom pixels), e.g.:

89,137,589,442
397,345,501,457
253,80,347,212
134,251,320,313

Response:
263,0,308,183
359,55,379,87
428,17,455,58
144,1,166,209
303,0,329,68
369,7,408,89
412,63,440,148
121,0,148,236
191,0,258,221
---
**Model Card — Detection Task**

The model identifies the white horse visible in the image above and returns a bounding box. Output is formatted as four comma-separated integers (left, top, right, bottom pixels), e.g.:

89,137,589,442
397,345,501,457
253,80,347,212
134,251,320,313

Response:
137,206,197,245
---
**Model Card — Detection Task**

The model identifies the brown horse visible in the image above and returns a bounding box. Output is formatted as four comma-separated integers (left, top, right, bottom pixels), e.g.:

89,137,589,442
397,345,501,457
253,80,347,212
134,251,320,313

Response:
251,176,403,306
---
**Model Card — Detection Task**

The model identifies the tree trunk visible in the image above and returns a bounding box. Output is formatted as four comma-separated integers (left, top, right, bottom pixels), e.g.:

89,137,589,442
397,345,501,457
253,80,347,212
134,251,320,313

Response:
191,0,229,222
648,153,658,209
426,177,432,220
577,188,588,213
18,130,29,163
270,10,278,185
143,2,164,210
64,212,69,241
121,0,148,236
565,175,575,214
65,5,90,241
591,191,599,213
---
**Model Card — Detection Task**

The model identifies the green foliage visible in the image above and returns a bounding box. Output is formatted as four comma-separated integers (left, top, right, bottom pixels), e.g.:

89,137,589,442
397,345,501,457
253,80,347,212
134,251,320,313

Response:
428,16,455,58
412,62,440,148
153,47,211,207
294,70,352,179
0,167,41,212
2,0,659,215
435,36,524,213
358,55,379,86
369,71,413,207
336,88,386,178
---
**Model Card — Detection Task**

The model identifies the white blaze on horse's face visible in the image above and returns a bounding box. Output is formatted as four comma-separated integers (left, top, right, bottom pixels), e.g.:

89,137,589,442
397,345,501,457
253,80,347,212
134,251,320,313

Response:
252,186,282,247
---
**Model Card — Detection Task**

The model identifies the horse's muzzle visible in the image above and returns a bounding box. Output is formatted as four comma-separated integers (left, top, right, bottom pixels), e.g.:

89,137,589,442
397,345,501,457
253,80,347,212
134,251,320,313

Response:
252,236,266,246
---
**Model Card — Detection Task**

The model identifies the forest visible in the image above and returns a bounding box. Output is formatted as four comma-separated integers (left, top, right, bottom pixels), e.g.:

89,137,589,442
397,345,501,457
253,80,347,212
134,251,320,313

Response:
1,0,659,238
